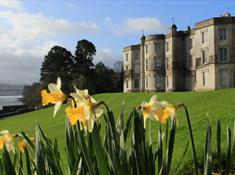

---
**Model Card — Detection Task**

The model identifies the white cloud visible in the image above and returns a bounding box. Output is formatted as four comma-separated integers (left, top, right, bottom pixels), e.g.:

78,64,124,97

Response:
94,49,122,68
0,0,23,10
0,10,100,84
0,39,59,84
111,17,168,35
0,11,100,40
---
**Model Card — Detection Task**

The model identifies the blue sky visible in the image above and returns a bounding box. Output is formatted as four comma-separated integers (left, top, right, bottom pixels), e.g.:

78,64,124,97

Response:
0,0,234,84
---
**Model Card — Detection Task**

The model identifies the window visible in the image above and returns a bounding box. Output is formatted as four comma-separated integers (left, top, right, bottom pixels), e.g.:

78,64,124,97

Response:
155,58,161,68
146,44,148,54
202,50,207,64
126,54,128,62
126,80,128,88
155,77,161,88
201,31,205,43
134,79,139,88
134,65,139,74
166,57,170,69
166,42,169,52
202,71,207,86
219,69,229,87
219,47,228,62
219,29,227,41
134,52,139,60
155,42,160,52
188,38,192,49
146,59,149,70
125,66,128,74
188,55,192,67
166,76,169,87
146,76,148,88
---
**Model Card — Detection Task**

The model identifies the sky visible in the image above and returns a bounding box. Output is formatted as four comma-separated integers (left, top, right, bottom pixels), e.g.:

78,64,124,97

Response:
0,0,235,84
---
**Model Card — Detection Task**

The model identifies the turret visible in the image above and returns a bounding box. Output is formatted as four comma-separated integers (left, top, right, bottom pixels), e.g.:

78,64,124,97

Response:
171,24,177,35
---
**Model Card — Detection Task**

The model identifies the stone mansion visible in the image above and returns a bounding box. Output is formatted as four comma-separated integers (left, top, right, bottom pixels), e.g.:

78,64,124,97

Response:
123,13,235,92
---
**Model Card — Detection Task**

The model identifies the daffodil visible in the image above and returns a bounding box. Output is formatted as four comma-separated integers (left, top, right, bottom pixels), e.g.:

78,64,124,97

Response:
18,140,26,152
0,130,14,152
66,104,95,132
66,104,86,126
140,95,176,127
71,88,103,121
157,101,176,123
41,77,66,117
65,88,103,132
16,135,34,153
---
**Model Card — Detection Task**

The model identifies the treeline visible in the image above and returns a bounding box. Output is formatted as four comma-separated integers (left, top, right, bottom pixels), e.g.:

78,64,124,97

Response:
23,39,123,106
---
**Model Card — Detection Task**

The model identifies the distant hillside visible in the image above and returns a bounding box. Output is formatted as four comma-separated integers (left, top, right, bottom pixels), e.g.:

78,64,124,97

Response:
0,84,24,96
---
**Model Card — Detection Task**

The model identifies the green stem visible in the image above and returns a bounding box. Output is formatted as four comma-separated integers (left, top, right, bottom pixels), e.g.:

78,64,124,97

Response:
178,103,199,175
149,120,152,145
67,95,77,108
94,101,110,113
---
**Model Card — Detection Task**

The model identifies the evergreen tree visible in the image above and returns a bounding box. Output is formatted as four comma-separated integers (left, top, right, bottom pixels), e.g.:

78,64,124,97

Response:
94,61,114,93
23,82,43,106
40,46,74,93
74,40,96,89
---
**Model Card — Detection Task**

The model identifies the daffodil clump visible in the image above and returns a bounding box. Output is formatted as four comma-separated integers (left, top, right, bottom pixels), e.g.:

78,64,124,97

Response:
0,130,33,153
1,78,205,175
41,77,104,132
41,77,178,132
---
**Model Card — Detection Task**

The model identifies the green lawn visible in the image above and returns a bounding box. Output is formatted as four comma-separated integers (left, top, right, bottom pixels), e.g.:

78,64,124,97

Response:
1,89,235,171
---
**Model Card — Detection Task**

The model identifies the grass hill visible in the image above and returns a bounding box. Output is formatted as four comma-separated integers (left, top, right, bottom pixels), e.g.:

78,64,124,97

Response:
1,89,235,170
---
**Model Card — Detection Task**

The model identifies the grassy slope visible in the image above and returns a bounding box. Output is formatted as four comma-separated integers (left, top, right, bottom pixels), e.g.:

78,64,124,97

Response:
1,89,235,170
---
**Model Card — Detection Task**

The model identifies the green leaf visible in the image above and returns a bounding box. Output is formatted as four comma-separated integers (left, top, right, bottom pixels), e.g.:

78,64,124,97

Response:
116,101,125,133
216,120,221,162
71,157,82,175
35,129,46,175
231,120,235,165
124,110,134,142
173,141,189,174
165,120,169,150
204,125,212,175
76,124,95,175
2,145,16,175
181,104,199,175
227,127,231,174
21,131,35,149
0,157,4,175
158,125,163,174
133,110,147,175
65,119,77,172
166,117,177,174
91,123,109,175
17,152,24,175
24,146,32,175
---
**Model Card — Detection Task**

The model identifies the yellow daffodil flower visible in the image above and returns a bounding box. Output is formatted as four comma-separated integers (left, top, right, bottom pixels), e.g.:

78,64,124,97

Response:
0,130,14,152
65,104,95,132
71,88,103,120
140,95,176,127
17,135,34,153
66,88,103,132
41,77,66,117
66,105,86,126
18,140,26,152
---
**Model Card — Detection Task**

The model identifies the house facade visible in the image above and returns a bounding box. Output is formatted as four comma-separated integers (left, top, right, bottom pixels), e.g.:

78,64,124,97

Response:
123,13,235,92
